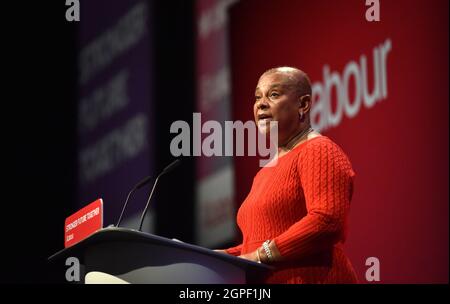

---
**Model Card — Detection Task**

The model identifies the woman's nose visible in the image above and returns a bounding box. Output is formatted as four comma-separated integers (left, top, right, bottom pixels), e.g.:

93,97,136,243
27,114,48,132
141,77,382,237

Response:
256,98,269,110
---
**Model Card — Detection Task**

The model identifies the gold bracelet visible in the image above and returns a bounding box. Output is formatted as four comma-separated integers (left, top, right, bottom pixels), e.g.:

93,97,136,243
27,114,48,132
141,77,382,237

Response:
256,248,262,263
262,240,273,262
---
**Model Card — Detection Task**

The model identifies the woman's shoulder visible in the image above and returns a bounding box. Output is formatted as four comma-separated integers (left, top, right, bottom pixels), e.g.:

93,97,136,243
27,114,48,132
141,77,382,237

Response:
297,135,352,163
295,135,334,153
295,135,355,178
300,135,342,150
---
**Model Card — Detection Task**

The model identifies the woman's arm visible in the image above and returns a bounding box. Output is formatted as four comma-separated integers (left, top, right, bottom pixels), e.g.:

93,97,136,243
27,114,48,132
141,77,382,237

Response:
271,140,355,262
215,244,243,256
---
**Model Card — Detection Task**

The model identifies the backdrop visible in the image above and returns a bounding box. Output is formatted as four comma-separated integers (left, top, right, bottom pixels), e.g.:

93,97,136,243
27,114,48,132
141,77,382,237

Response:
228,0,448,283
77,0,155,229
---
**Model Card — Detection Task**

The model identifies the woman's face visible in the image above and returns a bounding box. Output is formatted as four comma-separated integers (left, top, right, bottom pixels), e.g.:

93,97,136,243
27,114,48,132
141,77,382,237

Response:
254,72,301,145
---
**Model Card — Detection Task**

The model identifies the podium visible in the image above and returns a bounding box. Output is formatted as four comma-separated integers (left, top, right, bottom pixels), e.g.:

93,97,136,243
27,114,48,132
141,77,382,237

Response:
48,227,272,284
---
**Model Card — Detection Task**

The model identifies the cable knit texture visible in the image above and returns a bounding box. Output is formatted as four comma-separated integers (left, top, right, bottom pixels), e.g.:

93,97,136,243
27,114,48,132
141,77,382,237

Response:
225,136,358,283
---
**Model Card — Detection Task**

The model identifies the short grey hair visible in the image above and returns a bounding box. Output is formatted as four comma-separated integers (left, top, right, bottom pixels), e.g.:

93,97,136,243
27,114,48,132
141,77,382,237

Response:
260,66,312,96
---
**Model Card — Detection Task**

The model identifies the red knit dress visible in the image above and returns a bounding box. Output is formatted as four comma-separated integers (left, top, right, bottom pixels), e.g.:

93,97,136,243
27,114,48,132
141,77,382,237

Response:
226,136,358,283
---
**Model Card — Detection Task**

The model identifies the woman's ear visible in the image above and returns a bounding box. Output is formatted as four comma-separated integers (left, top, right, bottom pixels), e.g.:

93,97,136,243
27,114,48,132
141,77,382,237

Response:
299,95,311,113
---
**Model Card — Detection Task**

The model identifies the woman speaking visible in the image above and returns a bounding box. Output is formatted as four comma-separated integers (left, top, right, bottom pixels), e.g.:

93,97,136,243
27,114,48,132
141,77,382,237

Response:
219,67,358,284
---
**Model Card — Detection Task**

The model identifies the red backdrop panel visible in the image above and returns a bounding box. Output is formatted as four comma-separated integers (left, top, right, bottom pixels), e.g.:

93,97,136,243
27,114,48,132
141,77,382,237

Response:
229,0,448,283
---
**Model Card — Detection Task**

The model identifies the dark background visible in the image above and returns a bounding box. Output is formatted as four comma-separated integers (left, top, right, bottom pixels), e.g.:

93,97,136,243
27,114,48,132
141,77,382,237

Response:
3,1,196,283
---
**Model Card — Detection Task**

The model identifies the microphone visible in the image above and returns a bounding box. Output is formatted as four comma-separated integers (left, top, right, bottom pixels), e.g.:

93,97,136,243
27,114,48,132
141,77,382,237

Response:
116,175,153,227
138,159,181,231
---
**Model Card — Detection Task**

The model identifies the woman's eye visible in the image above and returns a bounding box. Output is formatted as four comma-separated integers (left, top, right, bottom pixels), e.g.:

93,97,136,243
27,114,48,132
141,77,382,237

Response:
270,92,279,97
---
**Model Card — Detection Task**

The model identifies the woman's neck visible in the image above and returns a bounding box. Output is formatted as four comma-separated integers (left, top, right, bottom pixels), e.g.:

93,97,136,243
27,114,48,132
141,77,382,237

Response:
277,126,321,156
